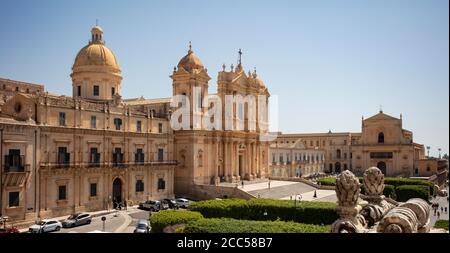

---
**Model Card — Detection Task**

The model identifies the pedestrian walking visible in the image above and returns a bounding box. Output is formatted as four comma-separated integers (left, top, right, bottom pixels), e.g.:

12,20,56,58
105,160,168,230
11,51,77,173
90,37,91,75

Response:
437,211,440,219
124,199,128,211
268,180,271,190
241,180,244,188
313,190,317,198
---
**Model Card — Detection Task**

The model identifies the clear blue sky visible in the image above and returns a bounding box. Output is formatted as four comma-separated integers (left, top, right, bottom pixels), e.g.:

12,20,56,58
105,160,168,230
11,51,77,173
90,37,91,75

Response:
0,0,448,156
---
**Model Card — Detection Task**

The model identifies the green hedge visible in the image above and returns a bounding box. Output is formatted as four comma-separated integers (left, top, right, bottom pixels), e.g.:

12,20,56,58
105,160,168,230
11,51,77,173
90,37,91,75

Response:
183,218,330,233
395,185,430,202
150,210,203,233
317,176,434,197
383,178,434,195
383,184,396,199
434,220,449,230
317,177,337,186
188,198,338,225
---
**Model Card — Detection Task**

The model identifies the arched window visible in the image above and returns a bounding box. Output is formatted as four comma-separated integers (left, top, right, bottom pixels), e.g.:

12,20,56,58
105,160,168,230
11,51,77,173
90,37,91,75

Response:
378,132,385,143
336,149,341,159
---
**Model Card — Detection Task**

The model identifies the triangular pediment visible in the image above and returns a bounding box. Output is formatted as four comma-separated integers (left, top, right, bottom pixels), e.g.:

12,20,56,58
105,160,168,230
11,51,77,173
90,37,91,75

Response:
364,112,399,122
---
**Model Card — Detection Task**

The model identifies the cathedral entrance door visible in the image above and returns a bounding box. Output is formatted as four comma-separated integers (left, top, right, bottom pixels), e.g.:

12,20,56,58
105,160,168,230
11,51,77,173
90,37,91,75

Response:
112,178,122,209
377,161,387,175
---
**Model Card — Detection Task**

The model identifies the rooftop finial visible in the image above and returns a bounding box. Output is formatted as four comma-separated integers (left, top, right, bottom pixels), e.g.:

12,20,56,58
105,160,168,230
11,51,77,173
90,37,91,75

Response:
188,41,192,53
96,19,99,26
238,48,242,66
379,105,383,113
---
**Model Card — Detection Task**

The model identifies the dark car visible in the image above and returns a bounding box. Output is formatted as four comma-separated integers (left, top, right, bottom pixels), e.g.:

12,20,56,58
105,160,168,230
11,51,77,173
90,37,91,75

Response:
162,199,179,209
62,213,92,228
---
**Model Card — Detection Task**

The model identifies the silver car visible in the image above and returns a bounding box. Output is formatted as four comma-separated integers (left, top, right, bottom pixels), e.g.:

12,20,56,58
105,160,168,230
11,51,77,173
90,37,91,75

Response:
62,213,92,228
29,219,62,233
133,219,151,233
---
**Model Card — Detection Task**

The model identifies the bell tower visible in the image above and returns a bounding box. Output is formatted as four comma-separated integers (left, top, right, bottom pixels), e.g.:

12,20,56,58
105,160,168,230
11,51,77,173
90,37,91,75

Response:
170,42,211,129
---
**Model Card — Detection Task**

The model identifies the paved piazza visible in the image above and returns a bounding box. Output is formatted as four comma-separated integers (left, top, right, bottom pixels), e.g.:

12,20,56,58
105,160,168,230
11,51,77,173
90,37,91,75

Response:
242,180,337,202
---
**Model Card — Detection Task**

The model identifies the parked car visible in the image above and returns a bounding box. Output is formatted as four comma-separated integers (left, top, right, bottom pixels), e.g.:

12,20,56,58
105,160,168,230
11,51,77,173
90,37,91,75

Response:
175,198,191,208
62,213,92,228
139,200,161,211
0,227,19,234
133,219,151,233
162,199,179,209
159,200,170,210
29,219,62,233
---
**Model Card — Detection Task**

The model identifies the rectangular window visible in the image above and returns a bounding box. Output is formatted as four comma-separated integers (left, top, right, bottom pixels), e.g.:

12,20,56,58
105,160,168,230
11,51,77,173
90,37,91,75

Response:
157,178,166,190
310,141,313,146
111,87,115,96
90,183,97,197
91,116,97,129
158,123,163,133
90,148,100,165
316,141,319,146
344,140,347,145
158,148,164,161
113,147,123,165
57,147,69,164
114,118,122,130
93,85,99,96
344,153,347,159
135,180,144,192
9,191,20,207
5,149,23,172
58,185,67,200
59,112,66,126
77,86,81,96
135,148,144,164
136,120,142,132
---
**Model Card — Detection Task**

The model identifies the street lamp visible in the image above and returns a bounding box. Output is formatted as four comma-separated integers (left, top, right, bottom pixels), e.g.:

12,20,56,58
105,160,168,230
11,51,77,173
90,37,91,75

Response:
438,148,442,159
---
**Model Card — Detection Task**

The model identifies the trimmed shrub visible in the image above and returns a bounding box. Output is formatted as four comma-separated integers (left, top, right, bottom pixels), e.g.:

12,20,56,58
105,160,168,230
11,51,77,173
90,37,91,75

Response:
383,184,396,199
183,218,330,233
434,220,449,230
384,178,434,196
150,210,203,233
317,177,336,186
317,177,434,196
188,198,338,225
395,185,429,202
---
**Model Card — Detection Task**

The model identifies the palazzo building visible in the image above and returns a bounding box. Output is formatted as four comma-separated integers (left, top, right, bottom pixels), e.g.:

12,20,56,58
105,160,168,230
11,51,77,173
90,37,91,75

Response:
272,110,447,178
269,140,325,178
0,26,177,221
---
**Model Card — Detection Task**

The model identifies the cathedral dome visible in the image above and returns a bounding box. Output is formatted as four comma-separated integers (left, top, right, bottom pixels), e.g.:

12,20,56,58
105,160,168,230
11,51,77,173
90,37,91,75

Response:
177,43,204,72
72,26,121,73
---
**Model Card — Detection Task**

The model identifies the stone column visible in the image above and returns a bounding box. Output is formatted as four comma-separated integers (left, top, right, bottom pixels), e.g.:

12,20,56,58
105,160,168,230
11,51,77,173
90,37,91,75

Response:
213,139,219,185
224,140,231,182
233,141,239,182
249,142,254,180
